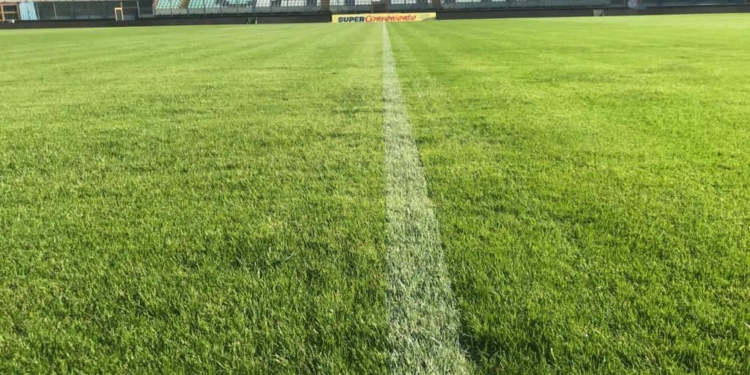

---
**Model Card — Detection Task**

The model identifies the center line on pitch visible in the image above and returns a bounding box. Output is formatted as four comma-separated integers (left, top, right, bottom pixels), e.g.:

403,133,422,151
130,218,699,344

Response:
382,23,469,375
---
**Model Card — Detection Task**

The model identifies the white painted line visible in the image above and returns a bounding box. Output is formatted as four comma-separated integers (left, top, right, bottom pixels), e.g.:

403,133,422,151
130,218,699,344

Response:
382,24,470,375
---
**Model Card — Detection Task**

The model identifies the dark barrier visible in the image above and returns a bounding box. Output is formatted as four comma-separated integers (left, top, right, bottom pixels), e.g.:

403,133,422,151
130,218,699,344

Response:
437,4,750,19
438,7,597,18
0,13,330,29
637,4,750,15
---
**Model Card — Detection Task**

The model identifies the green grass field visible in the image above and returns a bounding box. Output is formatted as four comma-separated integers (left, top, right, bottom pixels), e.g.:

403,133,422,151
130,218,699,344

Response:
1,15,749,374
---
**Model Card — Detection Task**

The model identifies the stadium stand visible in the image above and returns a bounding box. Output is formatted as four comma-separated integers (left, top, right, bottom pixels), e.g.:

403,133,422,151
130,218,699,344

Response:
4,0,747,22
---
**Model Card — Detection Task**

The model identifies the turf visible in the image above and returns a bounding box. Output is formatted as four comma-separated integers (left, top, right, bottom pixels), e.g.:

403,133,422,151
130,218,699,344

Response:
388,15,750,374
0,25,388,373
0,15,748,374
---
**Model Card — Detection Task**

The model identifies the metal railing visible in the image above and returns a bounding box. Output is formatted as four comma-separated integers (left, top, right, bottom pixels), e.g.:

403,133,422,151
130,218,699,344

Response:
155,0,322,15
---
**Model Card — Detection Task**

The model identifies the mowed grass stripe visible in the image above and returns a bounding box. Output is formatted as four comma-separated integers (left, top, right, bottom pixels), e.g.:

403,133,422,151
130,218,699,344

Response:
382,24,469,375
0,24,389,373
389,17,750,373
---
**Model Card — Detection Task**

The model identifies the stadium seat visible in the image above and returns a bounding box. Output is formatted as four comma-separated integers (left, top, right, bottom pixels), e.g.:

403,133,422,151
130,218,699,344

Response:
255,0,271,10
188,0,220,8
156,0,182,9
